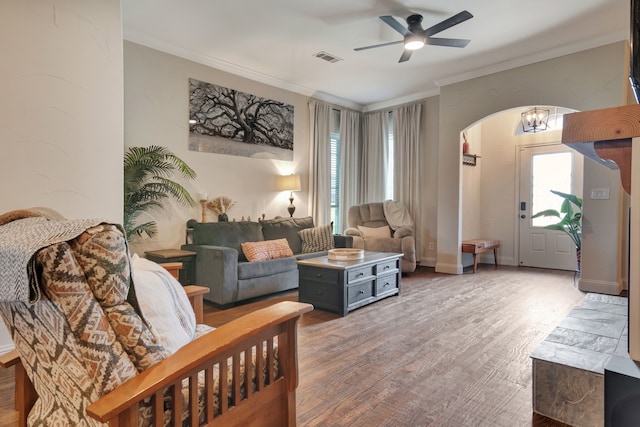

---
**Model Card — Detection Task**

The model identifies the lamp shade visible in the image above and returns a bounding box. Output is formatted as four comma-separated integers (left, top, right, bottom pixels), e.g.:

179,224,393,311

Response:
277,174,301,192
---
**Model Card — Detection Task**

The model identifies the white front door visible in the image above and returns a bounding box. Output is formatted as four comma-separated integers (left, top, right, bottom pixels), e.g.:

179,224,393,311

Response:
518,144,583,270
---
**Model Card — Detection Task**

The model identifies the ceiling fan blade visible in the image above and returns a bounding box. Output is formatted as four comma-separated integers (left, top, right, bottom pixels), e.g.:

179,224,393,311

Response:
354,40,404,51
426,37,471,48
398,49,413,63
379,15,410,36
424,10,473,37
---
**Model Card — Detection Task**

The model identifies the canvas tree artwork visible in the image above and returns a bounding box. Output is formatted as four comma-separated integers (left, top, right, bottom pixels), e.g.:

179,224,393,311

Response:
188,78,294,161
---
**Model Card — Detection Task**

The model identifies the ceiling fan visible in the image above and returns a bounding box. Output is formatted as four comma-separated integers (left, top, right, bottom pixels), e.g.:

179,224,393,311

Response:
354,10,473,63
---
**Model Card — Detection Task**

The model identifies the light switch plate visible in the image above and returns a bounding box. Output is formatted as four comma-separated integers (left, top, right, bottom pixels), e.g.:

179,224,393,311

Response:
590,188,610,200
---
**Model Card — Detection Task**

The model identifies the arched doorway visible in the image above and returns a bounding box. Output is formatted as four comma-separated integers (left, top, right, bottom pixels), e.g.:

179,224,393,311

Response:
460,106,582,271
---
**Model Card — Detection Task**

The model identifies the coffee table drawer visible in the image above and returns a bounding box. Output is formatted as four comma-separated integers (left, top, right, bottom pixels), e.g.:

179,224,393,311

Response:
347,280,374,307
347,265,375,284
300,266,339,284
377,259,398,275
299,281,341,309
376,273,398,296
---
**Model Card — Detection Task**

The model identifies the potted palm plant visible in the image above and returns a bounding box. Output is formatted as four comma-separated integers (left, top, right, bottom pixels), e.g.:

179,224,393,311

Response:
124,145,197,240
531,190,583,271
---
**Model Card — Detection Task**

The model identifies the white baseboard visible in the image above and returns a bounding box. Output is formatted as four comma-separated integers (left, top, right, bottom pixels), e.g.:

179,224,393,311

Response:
578,278,623,295
426,255,515,272
435,262,463,275
0,343,15,355
419,256,436,267
479,254,516,266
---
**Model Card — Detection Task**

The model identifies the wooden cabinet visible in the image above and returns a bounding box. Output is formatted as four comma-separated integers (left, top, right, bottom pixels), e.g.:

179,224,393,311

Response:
297,251,402,316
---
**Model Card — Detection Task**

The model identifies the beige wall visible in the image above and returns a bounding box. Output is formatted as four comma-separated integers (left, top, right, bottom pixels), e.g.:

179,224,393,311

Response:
124,42,311,255
419,96,439,266
0,0,124,352
457,105,625,293
436,42,628,274
466,110,575,268
461,124,483,239
580,161,626,294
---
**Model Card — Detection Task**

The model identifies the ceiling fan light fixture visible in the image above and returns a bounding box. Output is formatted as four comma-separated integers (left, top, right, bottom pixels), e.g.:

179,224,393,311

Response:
404,34,425,50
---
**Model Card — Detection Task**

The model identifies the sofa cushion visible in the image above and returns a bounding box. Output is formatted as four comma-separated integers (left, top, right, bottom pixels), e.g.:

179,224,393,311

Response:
260,216,314,254
299,224,334,253
241,238,294,262
237,256,298,280
191,221,264,261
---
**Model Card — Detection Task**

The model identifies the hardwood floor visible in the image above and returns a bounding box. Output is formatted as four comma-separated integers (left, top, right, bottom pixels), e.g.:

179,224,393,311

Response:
0,265,584,426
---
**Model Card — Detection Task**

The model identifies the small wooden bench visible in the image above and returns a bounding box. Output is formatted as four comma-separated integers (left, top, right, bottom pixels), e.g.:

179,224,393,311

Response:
461,239,500,273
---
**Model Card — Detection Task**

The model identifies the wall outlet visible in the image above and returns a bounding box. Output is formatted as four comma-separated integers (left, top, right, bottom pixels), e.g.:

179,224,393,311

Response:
428,242,435,250
590,188,610,200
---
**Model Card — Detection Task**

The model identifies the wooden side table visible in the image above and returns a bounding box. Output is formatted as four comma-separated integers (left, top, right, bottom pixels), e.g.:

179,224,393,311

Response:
145,249,196,285
158,262,209,324
461,239,500,273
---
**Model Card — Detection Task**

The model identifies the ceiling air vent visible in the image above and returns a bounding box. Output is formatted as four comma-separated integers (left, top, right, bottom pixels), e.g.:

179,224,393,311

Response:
313,51,342,63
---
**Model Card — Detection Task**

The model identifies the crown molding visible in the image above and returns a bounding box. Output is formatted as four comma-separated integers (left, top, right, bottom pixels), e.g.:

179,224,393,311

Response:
434,31,628,88
124,30,321,97
363,88,440,112
125,29,628,113
125,30,363,111
310,91,364,111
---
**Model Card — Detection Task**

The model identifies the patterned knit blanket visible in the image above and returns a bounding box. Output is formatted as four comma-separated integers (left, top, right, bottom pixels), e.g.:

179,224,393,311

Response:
0,216,106,302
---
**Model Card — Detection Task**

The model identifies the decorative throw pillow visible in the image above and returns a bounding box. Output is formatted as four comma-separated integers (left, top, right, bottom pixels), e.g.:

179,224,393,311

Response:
357,225,391,238
299,224,335,253
260,216,315,254
241,238,294,262
131,254,197,354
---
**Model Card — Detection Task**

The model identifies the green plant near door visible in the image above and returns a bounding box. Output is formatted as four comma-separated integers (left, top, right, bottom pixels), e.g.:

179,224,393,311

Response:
124,145,197,240
531,190,583,249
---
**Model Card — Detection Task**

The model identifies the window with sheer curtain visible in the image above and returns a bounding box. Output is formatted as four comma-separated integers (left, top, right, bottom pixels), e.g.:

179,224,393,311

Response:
330,128,340,233
311,100,420,244
309,101,360,234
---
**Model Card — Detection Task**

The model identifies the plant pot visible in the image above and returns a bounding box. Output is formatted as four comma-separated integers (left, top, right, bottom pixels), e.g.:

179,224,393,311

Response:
218,213,229,222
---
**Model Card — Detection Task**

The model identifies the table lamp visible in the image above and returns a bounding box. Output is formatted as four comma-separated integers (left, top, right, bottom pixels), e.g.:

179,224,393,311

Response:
277,174,301,217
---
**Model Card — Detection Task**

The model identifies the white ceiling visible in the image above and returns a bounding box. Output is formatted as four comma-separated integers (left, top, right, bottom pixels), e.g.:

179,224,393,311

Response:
123,0,630,110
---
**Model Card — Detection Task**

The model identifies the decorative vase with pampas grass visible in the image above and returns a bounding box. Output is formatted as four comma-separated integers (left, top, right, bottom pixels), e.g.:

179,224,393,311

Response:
207,196,236,222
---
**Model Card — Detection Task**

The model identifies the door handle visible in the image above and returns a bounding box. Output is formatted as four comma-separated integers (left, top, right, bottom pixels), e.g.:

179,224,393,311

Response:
520,214,526,219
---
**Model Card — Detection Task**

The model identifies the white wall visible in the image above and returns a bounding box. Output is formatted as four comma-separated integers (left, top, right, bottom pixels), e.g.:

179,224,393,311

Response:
0,0,124,352
436,42,628,274
124,42,311,255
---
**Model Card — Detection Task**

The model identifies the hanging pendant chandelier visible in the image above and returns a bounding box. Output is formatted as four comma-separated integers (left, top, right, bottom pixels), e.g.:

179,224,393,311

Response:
521,107,550,133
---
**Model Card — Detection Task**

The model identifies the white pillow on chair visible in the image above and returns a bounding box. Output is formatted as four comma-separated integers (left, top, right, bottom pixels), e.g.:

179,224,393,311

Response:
131,254,197,354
